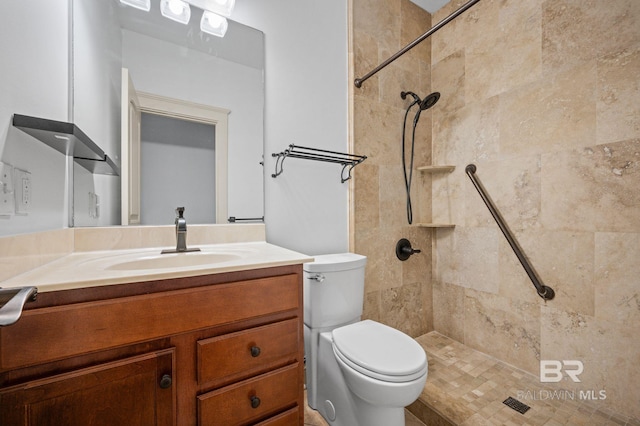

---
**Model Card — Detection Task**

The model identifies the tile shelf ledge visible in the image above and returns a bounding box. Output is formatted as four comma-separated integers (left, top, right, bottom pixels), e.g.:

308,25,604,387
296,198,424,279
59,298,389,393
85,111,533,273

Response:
417,165,455,173
413,223,456,228
12,114,119,176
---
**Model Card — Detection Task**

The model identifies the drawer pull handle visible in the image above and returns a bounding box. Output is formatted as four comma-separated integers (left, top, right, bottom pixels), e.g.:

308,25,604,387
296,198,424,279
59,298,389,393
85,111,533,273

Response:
250,346,261,357
250,396,261,409
159,374,172,389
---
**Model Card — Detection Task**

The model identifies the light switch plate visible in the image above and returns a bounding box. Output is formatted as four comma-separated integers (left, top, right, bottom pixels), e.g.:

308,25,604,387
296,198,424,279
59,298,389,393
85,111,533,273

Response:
14,168,31,215
0,162,15,216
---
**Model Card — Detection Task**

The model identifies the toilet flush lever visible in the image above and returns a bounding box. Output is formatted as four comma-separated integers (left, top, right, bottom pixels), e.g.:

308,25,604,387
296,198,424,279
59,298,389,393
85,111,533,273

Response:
309,273,325,283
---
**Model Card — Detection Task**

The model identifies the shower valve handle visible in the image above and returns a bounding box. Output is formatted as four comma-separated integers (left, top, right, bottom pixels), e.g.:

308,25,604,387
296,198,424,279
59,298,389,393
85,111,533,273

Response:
396,239,420,261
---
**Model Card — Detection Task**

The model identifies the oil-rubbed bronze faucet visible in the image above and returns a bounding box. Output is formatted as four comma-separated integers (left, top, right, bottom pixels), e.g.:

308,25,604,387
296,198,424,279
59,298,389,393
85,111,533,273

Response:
161,207,200,254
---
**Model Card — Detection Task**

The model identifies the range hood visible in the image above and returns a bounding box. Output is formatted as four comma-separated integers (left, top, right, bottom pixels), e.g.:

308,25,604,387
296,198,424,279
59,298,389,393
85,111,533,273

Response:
12,114,119,176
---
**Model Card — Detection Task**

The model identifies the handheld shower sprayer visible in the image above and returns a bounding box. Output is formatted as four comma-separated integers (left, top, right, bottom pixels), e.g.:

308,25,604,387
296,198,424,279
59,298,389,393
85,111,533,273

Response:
400,90,440,224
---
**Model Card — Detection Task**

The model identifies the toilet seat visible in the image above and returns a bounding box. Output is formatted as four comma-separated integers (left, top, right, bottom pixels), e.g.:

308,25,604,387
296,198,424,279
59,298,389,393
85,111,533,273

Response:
332,320,427,383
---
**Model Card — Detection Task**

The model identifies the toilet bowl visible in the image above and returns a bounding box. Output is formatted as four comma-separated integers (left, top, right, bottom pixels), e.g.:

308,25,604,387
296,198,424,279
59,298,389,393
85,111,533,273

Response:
304,254,428,426
333,320,427,407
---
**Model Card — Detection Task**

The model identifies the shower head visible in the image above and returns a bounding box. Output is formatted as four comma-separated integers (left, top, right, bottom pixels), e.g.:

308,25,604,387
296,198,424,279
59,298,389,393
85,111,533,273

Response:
418,92,440,110
401,91,440,111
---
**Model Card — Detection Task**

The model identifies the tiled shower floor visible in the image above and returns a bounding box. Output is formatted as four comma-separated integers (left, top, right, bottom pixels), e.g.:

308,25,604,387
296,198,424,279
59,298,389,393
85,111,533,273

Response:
304,332,640,425
410,332,640,426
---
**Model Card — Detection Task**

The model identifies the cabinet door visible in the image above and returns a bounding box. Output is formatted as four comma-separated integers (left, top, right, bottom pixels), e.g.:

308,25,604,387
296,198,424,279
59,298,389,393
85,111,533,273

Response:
0,349,175,426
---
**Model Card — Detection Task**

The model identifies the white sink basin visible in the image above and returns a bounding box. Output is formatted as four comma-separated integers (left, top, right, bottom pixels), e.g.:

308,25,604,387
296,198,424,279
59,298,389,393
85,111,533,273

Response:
106,251,241,271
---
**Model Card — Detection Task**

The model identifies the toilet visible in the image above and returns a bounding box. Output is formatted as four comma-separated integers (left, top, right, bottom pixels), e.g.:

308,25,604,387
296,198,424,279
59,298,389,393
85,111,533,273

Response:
304,253,428,426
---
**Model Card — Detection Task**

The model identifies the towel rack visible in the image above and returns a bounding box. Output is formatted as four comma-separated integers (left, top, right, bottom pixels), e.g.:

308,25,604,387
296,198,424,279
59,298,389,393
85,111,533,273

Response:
271,144,367,183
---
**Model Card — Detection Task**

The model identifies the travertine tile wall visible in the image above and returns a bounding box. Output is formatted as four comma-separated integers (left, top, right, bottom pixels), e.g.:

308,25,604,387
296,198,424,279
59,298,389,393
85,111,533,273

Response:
430,0,640,419
351,0,434,337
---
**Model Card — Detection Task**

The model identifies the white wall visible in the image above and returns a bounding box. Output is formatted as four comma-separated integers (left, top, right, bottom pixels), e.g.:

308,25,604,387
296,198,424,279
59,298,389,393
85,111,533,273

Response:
233,0,350,255
72,0,122,227
0,0,70,237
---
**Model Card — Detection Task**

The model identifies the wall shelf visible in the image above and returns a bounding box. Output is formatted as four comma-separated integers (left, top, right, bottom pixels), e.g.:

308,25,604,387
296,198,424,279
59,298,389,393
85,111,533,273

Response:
418,165,455,173
414,223,456,228
12,114,119,176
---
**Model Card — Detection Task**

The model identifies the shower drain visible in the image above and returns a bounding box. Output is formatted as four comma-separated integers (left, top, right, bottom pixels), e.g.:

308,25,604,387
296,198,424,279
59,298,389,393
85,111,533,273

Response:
503,396,531,414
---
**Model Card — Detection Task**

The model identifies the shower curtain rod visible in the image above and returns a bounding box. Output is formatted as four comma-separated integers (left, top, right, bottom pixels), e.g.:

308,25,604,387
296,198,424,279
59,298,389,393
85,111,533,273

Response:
354,0,482,88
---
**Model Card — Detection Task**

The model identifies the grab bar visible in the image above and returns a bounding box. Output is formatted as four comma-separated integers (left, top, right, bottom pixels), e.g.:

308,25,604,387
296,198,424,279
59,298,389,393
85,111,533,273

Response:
465,164,555,301
354,0,482,88
0,286,38,326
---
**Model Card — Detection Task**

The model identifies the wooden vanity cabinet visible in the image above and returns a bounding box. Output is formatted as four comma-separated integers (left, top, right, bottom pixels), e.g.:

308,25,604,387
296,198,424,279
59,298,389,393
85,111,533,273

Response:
0,265,305,426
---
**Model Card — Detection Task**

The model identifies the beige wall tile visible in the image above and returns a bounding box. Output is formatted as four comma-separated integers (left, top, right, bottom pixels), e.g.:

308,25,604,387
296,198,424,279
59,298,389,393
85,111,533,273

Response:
435,226,500,293
542,0,640,74
354,98,404,166
465,0,542,103
352,0,434,337
541,306,640,419
433,280,465,342
499,62,597,157
355,226,403,293
597,48,640,144
353,163,380,230
499,229,595,315
432,50,465,114
425,0,639,419
594,232,640,323
464,156,542,231
431,0,467,64
540,139,640,232
433,95,500,165
464,289,541,374
353,29,380,100
381,281,426,336
432,171,465,225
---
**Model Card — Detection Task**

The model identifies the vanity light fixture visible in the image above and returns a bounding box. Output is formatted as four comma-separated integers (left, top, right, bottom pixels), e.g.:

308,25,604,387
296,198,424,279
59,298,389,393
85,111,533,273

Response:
160,0,191,24
200,11,228,37
186,0,235,17
119,0,151,12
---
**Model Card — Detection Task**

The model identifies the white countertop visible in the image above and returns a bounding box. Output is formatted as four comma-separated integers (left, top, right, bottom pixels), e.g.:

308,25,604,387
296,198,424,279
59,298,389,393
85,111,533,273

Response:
1,242,313,292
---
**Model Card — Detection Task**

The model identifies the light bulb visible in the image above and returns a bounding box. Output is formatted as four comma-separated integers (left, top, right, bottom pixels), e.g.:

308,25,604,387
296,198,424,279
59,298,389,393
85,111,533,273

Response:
200,11,228,37
161,0,191,24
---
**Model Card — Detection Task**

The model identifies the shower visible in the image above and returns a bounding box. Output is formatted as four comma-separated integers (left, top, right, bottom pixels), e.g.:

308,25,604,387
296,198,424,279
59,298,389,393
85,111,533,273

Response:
401,90,440,224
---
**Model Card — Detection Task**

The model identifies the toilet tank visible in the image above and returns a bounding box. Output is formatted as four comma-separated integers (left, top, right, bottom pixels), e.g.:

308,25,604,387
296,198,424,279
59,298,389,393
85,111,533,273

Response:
303,253,367,328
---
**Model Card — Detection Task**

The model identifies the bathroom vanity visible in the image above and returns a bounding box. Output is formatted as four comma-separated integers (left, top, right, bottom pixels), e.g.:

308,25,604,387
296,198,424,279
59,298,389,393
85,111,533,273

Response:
0,228,311,426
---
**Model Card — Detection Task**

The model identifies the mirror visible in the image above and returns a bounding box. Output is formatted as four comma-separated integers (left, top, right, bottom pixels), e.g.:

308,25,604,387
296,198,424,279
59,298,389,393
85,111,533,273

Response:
72,0,264,227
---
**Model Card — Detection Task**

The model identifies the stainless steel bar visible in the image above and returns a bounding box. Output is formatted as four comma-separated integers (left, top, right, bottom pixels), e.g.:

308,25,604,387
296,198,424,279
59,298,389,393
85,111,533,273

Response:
465,164,555,301
354,0,482,88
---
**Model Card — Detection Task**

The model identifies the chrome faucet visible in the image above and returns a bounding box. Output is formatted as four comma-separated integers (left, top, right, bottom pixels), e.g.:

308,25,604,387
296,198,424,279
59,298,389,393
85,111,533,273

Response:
161,207,200,254
175,207,187,251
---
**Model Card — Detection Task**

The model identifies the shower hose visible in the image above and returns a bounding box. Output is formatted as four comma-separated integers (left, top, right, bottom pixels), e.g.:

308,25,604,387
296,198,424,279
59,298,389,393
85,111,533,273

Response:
402,99,421,225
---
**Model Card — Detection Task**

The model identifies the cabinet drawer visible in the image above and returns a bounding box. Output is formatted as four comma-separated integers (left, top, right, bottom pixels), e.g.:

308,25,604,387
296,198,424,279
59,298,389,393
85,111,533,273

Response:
0,274,299,370
254,407,299,425
197,363,299,426
198,318,299,386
